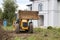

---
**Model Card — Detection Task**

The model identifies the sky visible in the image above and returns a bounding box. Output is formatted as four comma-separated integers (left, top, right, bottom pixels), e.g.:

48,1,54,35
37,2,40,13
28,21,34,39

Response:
0,0,32,10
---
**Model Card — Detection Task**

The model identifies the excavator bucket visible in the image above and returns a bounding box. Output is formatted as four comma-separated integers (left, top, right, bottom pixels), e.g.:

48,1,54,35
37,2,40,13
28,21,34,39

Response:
18,10,39,20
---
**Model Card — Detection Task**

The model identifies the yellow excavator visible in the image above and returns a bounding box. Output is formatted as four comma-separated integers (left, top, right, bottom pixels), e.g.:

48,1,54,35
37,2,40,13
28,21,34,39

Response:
13,10,39,33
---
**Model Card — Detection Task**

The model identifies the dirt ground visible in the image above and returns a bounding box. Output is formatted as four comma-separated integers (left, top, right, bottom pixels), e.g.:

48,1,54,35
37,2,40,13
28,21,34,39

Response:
8,31,36,37
6,31,36,40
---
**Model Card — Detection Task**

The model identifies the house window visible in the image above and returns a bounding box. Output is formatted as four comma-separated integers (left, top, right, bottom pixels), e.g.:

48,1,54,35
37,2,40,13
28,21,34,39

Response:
38,3,43,11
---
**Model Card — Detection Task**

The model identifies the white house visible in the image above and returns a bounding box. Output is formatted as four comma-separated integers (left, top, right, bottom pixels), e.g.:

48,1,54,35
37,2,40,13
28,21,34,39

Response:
27,0,60,28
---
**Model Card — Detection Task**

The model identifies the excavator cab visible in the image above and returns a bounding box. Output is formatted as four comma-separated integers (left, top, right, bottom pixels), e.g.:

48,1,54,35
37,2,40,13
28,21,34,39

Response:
20,19,29,30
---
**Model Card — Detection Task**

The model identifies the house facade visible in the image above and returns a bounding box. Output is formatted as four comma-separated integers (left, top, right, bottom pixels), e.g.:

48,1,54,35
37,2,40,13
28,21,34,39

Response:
27,0,60,28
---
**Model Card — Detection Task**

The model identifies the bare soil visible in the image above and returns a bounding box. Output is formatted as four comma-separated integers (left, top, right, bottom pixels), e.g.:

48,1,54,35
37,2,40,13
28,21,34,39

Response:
9,31,35,37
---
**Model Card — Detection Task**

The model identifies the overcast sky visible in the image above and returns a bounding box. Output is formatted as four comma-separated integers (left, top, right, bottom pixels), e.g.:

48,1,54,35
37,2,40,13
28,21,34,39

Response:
0,0,32,10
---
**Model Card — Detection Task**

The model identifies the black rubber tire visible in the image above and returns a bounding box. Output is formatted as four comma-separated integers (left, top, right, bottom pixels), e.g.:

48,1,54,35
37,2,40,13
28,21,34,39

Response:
15,26,20,33
25,30,28,32
29,23,33,33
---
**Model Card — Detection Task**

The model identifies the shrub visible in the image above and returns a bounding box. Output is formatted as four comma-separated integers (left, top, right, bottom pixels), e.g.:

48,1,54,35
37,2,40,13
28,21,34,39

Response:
47,26,53,29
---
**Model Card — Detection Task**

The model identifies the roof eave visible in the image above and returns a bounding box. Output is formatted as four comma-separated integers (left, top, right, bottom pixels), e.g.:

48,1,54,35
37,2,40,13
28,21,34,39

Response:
30,0,34,2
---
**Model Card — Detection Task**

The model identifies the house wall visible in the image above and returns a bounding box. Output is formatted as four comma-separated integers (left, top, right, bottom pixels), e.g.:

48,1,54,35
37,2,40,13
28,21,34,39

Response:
29,0,60,28
27,6,32,11
48,0,58,27
32,0,49,28
57,1,60,27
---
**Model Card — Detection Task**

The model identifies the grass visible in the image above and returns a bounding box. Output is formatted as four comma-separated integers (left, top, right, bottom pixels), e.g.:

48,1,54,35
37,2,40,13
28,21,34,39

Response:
14,37,21,40
3,26,13,31
2,26,60,40
14,28,60,40
18,28,60,40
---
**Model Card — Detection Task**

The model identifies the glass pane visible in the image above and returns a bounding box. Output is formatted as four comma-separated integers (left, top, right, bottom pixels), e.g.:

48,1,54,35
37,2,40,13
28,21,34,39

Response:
38,3,43,11
23,22,28,27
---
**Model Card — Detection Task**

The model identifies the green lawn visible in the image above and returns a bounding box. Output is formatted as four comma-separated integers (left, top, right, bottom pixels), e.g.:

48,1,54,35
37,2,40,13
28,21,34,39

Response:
3,26,60,40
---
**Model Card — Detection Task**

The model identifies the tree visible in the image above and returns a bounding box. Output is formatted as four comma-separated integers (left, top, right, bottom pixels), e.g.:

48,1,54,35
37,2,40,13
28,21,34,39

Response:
2,0,17,25
0,8,2,19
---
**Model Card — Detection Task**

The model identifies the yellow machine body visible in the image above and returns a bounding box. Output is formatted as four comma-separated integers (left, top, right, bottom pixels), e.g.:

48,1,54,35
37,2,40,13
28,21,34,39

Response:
20,19,29,31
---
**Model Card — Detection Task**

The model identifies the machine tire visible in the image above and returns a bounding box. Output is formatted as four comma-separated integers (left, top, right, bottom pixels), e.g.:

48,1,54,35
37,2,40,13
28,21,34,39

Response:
29,23,33,33
25,30,28,32
15,26,20,33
